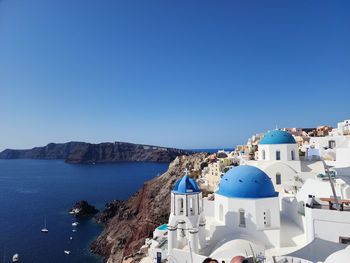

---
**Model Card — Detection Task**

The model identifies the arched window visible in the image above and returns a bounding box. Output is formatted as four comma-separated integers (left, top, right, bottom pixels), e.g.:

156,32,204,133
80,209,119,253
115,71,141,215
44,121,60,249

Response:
219,204,224,221
276,173,281,185
291,150,295,160
276,150,281,160
262,150,266,160
239,209,245,227
177,198,184,215
189,198,195,215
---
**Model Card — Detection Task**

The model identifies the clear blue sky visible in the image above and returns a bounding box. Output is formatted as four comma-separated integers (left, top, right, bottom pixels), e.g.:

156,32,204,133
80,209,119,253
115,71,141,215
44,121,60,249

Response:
1,0,349,150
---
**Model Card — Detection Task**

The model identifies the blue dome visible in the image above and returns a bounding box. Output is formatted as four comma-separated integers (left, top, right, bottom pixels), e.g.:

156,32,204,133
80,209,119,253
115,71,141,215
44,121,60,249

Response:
216,165,277,198
260,130,296,145
173,175,201,194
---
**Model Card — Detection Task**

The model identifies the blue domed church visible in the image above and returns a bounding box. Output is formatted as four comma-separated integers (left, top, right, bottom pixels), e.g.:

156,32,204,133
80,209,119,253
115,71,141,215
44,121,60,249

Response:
168,170,206,255
246,129,319,193
214,165,281,249
167,166,282,263
258,130,299,162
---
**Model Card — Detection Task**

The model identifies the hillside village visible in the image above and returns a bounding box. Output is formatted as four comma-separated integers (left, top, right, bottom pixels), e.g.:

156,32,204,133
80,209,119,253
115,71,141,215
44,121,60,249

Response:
138,119,350,263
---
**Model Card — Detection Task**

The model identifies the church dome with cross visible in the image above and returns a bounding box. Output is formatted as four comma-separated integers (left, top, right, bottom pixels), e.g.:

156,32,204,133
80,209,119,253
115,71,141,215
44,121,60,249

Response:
172,169,201,194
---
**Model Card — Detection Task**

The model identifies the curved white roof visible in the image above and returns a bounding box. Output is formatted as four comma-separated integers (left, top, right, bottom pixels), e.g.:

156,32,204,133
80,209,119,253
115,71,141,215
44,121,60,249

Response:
209,239,264,259
324,245,350,263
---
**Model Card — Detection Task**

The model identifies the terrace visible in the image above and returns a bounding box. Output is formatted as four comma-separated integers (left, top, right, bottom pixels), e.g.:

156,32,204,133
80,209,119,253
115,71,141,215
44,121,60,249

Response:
306,196,350,212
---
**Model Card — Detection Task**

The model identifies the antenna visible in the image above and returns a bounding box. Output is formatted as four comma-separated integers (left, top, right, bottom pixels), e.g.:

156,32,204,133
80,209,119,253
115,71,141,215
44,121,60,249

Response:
322,158,340,211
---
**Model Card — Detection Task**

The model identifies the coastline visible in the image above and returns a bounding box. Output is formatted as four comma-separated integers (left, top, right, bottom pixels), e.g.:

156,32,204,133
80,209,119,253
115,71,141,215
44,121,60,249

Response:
90,153,208,263
0,159,169,263
0,142,189,164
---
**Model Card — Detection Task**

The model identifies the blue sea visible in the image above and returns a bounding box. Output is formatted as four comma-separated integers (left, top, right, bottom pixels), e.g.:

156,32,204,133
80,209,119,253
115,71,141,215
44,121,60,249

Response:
0,159,169,263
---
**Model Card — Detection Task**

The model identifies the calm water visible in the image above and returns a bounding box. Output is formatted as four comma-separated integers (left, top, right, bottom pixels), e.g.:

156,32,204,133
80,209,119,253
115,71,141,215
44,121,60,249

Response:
0,159,169,263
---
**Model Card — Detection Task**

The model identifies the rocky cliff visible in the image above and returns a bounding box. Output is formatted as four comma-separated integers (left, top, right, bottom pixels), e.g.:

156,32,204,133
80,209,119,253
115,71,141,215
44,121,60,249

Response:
0,142,189,164
70,200,99,218
91,153,208,263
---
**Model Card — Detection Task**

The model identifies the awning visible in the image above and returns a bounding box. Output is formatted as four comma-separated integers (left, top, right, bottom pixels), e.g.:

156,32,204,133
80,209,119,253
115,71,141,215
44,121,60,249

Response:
283,238,347,262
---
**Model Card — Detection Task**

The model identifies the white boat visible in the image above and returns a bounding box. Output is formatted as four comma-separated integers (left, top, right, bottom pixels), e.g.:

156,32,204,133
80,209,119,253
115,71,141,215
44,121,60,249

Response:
64,250,71,255
12,253,19,262
41,216,48,233
71,222,79,227
70,236,73,240
72,229,77,233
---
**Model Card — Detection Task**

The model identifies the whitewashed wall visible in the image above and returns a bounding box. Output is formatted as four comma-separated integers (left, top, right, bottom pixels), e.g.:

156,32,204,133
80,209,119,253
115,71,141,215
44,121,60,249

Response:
305,207,350,243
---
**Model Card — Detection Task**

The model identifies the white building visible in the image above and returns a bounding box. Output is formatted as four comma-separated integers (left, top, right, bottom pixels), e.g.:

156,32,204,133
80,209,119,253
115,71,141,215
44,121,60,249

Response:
167,170,206,255
306,119,350,162
213,165,281,249
144,165,350,263
305,201,350,244
165,166,307,263
330,119,350,136
144,125,350,263
303,119,350,176
247,130,325,193
334,138,350,176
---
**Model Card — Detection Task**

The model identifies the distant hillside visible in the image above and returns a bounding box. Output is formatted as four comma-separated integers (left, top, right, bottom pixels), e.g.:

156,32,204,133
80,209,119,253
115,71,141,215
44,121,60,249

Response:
0,142,190,164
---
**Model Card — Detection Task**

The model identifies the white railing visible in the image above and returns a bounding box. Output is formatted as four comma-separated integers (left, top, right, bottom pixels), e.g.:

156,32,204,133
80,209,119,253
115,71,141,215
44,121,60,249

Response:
274,256,313,263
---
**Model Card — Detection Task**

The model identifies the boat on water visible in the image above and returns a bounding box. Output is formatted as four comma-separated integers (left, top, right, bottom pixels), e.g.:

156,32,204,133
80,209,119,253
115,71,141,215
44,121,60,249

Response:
71,222,79,227
64,250,71,255
12,253,19,262
41,216,48,233
72,229,77,232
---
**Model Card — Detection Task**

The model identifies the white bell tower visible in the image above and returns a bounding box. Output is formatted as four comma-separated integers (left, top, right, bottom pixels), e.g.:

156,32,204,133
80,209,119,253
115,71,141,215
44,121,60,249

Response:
168,169,206,255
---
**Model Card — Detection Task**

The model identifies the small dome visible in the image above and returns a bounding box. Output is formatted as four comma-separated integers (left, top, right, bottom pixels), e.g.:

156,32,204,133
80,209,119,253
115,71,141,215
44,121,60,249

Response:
259,130,296,145
216,165,277,198
173,175,200,194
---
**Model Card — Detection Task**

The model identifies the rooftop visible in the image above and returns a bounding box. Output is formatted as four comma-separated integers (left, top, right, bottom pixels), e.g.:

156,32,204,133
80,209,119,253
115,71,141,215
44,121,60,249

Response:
216,165,278,199
172,169,201,194
260,130,296,145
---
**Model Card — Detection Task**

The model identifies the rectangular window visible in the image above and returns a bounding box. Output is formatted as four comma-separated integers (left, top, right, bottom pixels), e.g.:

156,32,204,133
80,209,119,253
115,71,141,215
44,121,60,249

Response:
291,150,295,160
276,150,281,160
276,173,281,185
239,210,245,227
329,140,336,149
